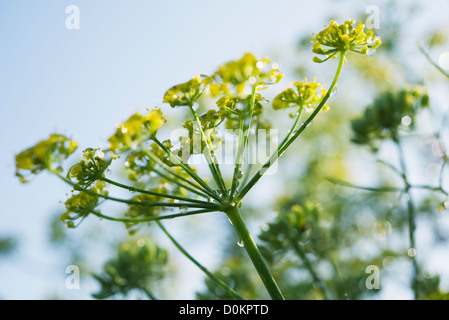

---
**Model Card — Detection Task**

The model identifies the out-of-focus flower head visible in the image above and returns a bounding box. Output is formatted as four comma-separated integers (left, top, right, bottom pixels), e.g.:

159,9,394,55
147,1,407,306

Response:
15,134,78,183
163,75,212,108
211,53,283,95
272,78,328,112
109,109,164,152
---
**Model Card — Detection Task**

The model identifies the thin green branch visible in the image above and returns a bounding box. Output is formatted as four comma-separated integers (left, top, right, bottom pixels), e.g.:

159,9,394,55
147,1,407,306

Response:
100,177,211,205
140,144,222,202
325,177,402,193
291,240,329,300
394,138,419,300
156,221,244,300
152,167,212,200
50,170,219,210
189,106,227,196
90,209,215,223
230,103,249,201
152,137,220,199
237,53,346,202
377,159,405,180
141,287,157,300
418,42,449,79
412,184,448,196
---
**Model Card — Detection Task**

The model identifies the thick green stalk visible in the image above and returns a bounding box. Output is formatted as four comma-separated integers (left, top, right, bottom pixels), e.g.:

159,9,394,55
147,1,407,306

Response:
237,52,346,202
225,205,284,300
156,221,244,300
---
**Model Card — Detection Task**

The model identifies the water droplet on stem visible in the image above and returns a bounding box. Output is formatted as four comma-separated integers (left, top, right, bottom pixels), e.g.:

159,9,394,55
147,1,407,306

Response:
179,206,188,213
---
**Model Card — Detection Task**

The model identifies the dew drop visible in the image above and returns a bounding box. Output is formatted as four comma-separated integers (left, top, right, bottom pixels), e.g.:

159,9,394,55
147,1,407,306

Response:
248,76,257,85
237,170,244,179
237,240,244,247
306,121,313,127
401,116,412,127
366,49,376,56
407,248,417,257
179,206,188,213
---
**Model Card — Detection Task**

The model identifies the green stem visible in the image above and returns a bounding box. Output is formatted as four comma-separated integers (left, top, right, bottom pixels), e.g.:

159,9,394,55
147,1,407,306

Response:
189,106,227,196
230,86,257,201
395,138,419,299
91,209,215,223
291,240,329,299
225,205,284,300
51,170,219,210
418,43,449,79
99,177,209,205
237,52,346,202
326,177,401,193
152,137,220,199
277,107,303,153
152,167,212,199
156,221,244,300
142,287,157,300
141,144,222,202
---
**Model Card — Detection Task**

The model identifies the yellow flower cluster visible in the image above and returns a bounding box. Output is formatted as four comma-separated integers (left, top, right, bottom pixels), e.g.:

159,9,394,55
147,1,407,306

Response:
272,78,327,111
311,20,382,63
212,53,283,93
163,75,211,108
61,180,107,228
109,109,164,152
15,134,78,182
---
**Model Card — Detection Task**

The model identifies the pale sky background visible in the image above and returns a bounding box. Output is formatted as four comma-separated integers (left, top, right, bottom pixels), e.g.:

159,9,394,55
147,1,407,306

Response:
1,0,449,299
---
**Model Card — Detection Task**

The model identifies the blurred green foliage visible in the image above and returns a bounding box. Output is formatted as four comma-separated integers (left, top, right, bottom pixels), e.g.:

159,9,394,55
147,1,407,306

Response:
93,238,168,299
